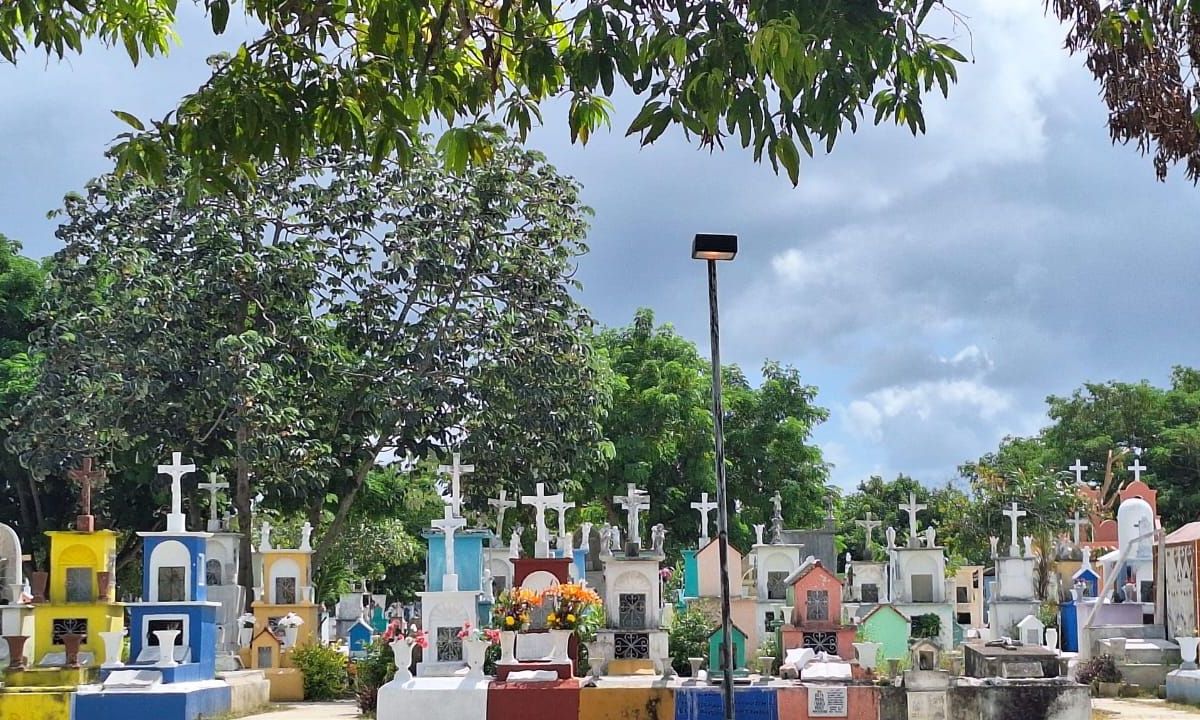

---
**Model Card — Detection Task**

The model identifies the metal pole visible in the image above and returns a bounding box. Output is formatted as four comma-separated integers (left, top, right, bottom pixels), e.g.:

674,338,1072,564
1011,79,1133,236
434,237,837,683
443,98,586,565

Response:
707,258,736,720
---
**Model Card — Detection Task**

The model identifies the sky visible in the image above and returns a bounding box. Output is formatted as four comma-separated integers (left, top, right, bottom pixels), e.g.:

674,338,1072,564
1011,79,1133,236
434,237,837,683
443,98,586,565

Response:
1,1,1197,491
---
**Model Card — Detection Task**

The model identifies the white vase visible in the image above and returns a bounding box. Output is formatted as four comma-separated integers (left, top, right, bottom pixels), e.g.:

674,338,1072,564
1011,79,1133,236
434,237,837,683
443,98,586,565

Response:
238,626,253,647
284,626,299,648
1045,627,1060,651
98,630,124,668
498,631,518,665
464,637,489,678
390,639,415,684
1178,636,1200,669
154,630,180,667
853,641,881,670
549,629,573,663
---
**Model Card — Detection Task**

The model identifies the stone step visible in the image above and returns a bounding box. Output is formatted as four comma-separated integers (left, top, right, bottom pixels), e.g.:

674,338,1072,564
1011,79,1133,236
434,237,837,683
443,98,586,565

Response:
1087,624,1166,642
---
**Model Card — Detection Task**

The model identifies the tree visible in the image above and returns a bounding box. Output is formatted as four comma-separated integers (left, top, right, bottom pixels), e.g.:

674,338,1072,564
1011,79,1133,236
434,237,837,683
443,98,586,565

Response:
0,234,46,542
0,1,967,187
587,309,829,558
8,136,605,593
836,474,966,561
1048,1,1200,182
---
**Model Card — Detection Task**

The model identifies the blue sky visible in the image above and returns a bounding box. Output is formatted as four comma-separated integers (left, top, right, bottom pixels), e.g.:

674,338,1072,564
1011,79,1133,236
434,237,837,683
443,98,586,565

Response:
1,1,1197,491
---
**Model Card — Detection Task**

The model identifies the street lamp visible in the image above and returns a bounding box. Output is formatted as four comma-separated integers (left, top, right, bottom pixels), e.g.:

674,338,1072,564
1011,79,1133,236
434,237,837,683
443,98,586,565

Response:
692,232,737,720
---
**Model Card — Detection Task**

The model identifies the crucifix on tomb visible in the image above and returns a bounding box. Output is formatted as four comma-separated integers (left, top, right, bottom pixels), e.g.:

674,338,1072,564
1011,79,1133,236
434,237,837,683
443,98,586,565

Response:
899,492,927,548
431,505,467,592
1128,453,1148,483
68,458,107,533
488,490,517,541
1002,502,1026,558
855,511,882,555
438,452,474,518
1069,459,1087,485
691,492,718,544
520,483,556,558
158,452,196,533
198,471,230,533
550,496,575,544
1069,510,1089,546
615,483,650,552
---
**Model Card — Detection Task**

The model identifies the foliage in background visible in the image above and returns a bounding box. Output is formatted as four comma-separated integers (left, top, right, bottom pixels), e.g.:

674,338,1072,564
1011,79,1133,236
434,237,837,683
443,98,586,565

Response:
353,640,397,714
1048,1,1200,182
0,0,967,190
669,601,718,676
291,642,349,700
588,309,829,559
1076,653,1122,685
910,613,941,639
7,137,605,589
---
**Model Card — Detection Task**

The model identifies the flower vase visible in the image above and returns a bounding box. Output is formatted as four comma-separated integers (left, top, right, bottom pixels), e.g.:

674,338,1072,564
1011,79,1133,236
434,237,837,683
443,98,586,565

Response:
1045,628,1060,652
390,639,415,684
238,626,253,647
464,637,489,678
30,572,48,603
853,641,881,671
283,626,298,648
154,630,180,667
98,630,124,668
4,635,28,669
61,633,84,668
549,629,573,663
97,571,112,602
498,631,518,665
1178,636,1200,670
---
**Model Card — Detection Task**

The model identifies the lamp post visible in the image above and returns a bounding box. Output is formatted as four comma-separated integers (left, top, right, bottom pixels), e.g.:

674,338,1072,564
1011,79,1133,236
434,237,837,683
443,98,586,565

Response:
692,233,737,720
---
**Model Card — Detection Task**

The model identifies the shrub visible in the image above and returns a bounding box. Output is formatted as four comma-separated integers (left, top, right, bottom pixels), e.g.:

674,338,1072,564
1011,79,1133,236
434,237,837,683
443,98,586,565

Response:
1077,654,1122,685
1037,601,1060,629
669,602,718,675
291,642,349,700
354,640,397,714
911,613,941,639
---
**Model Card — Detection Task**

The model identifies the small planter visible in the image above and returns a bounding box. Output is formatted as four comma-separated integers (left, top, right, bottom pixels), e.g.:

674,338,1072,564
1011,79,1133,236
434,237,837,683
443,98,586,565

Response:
688,657,706,679
97,572,112,601
1044,627,1059,651
389,639,415,684
30,572,48,603
61,633,85,668
498,631,518,665
463,637,490,678
757,656,775,678
549,629,573,663
98,630,124,668
1178,636,1199,669
4,635,28,670
153,630,179,667
1095,681,1121,698
238,626,254,647
853,641,881,671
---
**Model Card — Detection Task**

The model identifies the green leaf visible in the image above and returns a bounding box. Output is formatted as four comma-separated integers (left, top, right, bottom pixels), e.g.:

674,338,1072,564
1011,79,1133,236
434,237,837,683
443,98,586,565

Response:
210,0,230,34
112,110,146,132
775,135,800,185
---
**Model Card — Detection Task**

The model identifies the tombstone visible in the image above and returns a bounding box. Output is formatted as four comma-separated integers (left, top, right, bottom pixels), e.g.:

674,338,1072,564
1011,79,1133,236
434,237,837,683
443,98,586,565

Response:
1016,614,1046,647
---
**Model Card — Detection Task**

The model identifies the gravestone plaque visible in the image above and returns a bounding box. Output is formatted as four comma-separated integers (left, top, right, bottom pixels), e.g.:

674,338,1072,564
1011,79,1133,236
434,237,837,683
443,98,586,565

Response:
65,567,93,602
861,583,879,603
689,687,776,720
158,566,186,601
907,691,946,720
1001,661,1045,679
809,686,848,717
767,571,788,601
436,626,462,661
275,577,297,605
911,574,934,603
206,559,223,586
619,593,646,628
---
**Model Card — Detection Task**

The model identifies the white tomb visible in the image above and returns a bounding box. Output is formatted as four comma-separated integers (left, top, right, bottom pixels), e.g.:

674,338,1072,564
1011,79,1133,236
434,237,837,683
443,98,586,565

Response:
197,476,247,653
0,522,32,665
888,495,955,648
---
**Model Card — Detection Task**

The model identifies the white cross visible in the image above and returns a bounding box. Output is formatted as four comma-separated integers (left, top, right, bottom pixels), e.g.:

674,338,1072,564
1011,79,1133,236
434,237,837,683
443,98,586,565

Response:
899,492,926,543
438,452,474,518
855,511,882,553
1002,502,1026,556
1069,459,1087,485
488,490,517,538
158,451,196,532
198,472,229,533
1069,510,1089,546
431,504,467,592
690,492,718,543
521,483,555,547
615,483,651,547
549,496,575,538
1128,456,1148,483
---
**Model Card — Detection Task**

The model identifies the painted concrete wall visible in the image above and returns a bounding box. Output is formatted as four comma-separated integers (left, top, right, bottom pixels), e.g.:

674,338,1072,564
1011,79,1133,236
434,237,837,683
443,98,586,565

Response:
1165,542,1197,639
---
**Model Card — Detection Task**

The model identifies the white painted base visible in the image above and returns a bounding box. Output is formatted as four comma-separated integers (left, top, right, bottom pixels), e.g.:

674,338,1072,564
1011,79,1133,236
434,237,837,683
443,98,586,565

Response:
377,676,491,720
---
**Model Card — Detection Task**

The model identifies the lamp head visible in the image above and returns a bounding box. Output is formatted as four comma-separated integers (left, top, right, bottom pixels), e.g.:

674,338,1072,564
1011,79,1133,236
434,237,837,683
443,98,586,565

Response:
692,233,738,261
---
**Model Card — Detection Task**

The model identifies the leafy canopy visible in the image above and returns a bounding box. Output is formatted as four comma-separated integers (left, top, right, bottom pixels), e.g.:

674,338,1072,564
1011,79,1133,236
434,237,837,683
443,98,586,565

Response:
1,0,966,188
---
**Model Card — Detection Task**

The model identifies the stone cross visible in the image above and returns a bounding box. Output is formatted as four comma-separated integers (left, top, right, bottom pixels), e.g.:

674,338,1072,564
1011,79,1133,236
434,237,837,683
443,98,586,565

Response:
690,492,718,544
198,472,230,533
899,492,927,547
1128,455,1148,483
67,458,107,533
855,512,882,554
488,490,517,540
431,504,467,592
615,483,650,548
299,521,313,552
1069,459,1087,485
158,451,196,533
438,453,474,518
549,495,575,538
1069,510,1089,546
520,483,555,557
1002,502,1026,557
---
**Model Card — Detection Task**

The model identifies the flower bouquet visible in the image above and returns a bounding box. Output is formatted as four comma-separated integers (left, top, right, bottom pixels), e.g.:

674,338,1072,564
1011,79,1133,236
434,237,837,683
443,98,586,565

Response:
542,582,602,631
458,622,499,677
491,587,542,631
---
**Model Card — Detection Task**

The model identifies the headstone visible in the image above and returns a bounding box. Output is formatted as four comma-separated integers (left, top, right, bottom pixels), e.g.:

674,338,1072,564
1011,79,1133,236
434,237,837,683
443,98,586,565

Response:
809,686,848,717
1001,661,1045,678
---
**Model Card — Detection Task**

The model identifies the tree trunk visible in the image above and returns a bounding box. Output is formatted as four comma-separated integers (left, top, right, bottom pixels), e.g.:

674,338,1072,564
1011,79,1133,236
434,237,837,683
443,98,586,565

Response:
312,437,389,570
235,420,254,611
